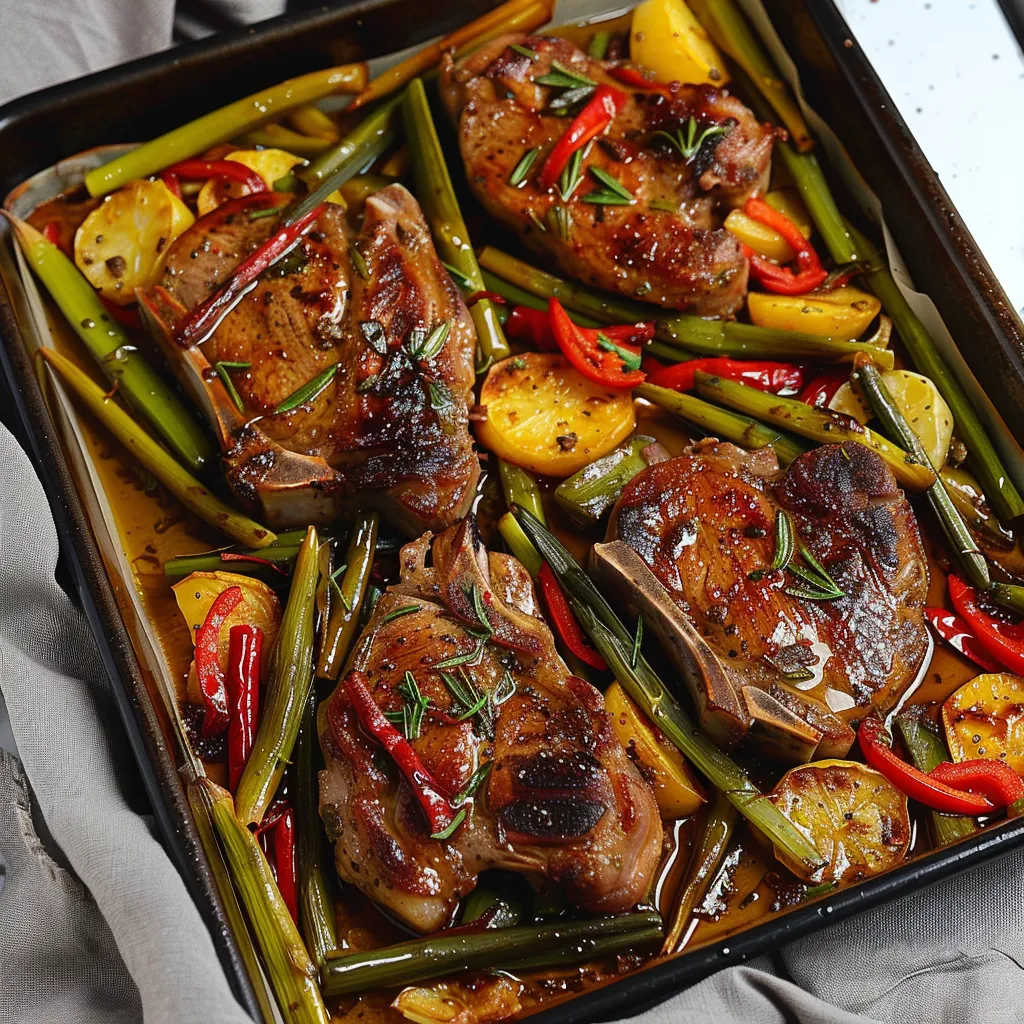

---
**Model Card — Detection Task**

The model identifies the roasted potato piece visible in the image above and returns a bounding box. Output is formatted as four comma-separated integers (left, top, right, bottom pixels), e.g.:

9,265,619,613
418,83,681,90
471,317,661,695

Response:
196,147,309,216
605,681,705,818
630,0,730,86
943,673,1024,773
724,190,811,263
747,286,881,341
475,353,636,476
172,571,281,702
74,179,194,304
770,759,911,883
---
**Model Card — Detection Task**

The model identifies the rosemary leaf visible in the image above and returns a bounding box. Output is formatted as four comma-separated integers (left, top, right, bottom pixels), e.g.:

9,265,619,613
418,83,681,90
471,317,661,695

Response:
771,510,795,571
214,360,250,413
535,61,596,90
379,603,420,624
272,363,338,414
509,146,541,188
596,333,641,371
349,245,369,280
510,43,539,60
589,167,633,201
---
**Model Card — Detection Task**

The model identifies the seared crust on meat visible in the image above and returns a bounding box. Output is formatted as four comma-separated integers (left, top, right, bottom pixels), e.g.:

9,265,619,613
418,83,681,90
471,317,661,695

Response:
441,34,775,316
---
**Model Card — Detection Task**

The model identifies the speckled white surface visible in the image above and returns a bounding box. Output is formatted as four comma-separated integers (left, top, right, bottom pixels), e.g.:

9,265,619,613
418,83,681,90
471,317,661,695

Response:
836,0,1024,312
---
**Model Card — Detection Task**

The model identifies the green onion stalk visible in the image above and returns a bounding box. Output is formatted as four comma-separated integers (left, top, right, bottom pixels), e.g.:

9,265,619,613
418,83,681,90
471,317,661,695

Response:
164,542,303,582
235,526,320,825
84,63,368,197
197,777,330,1024
692,371,935,491
498,459,546,525
39,347,275,547
637,383,809,467
404,79,510,364
316,511,378,681
497,513,543,578
302,93,403,187
512,508,824,873
480,269,603,328
238,125,334,157
895,712,975,846
477,248,894,367
322,912,662,997
10,216,213,473
662,790,737,955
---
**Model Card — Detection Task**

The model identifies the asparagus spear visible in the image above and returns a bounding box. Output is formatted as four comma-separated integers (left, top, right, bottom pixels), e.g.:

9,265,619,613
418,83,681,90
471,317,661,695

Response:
236,527,319,825
238,125,334,157
164,542,303,582
197,777,330,1024
480,268,603,327
316,512,378,681
39,348,275,547
497,512,543,577
303,94,403,186
662,790,737,954
322,912,661,997
851,358,990,590
85,64,367,196
512,508,824,872
477,248,894,367
287,103,340,142
693,371,935,491
498,459,546,524
10,216,213,473
404,79,510,363
588,29,613,60
637,383,809,466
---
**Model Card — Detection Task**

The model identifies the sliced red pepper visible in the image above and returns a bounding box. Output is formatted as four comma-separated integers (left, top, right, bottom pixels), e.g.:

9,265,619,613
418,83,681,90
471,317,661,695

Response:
161,158,267,195
226,624,262,792
798,371,847,409
537,563,608,671
924,606,1003,673
194,585,244,737
948,574,1024,675
273,805,299,923
99,295,144,331
548,298,645,388
929,759,1024,808
743,196,827,295
160,172,183,199
219,551,289,576
506,304,655,355
539,84,627,189
339,670,459,837
175,202,324,348
42,221,62,246
647,357,804,395
607,65,670,93
465,289,508,306
858,716,995,815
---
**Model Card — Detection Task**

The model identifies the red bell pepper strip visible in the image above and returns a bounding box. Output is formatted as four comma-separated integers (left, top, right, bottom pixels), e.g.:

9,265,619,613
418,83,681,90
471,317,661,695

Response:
161,159,267,195
194,585,244,737
98,295,144,331
273,804,299,923
175,202,324,348
506,305,655,354
548,298,646,388
537,563,608,671
42,221,62,246
798,371,847,409
226,624,262,792
647,357,804,395
339,670,459,837
539,84,627,189
219,551,289,576
924,606,1003,673
465,290,508,307
607,65,670,94
160,172,183,199
743,196,828,295
929,759,1024,808
858,716,995,815
948,574,1024,675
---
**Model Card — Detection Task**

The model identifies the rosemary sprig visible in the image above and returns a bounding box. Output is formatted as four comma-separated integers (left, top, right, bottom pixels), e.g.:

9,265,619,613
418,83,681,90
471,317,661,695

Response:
470,583,493,636
771,510,795,571
409,322,451,362
582,189,632,206
213,360,250,413
509,146,540,187
589,167,633,201
379,603,420,625
493,671,517,706
558,147,587,201
329,562,350,610
548,84,596,112
248,204,289,220
653,117,730,161
546,204,571,240
272,363,339,414
535,61,595,90
430,762,493,840
384,671,430,740
349,244,369,280
510,43,538,61
596,332,641,371
440,669,492,738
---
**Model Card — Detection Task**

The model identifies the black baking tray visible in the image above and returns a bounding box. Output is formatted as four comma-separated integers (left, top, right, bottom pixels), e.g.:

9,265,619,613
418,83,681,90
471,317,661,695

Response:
2,2,1024,1021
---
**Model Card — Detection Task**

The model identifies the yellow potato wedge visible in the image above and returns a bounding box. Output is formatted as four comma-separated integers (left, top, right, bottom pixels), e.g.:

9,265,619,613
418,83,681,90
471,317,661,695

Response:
475,353,636,477
943,673,1024,773
747,285,882,341
630,0,729,86
74,179,194,304
196,148,308,216
725,190,812,263
605,681,705,819
770,759,910,883
172,571,281,702
830,369,954,469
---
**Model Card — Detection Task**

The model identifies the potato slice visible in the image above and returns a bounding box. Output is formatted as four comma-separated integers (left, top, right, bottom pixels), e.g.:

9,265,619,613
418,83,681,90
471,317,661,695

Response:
829,369,954,469
475,353,636,476
172,571,281,703
770,759,910,883
630,0,729,86
747,286,881,340
725,190,811,263
943,673,1024,773
605,681,705,818
74,180,194,304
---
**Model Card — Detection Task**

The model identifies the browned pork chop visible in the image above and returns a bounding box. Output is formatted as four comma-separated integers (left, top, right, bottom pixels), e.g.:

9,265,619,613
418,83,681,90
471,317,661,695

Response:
440,34,775,316
605,440,930,760
139,184,478,535
318,518,663,933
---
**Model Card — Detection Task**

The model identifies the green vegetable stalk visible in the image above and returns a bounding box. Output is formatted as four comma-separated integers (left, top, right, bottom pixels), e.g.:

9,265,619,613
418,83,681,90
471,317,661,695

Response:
303,93,403,187
10,216,213,473
498,459,546,524
404,79,510,364
236,526,319,825
497,512,543,578
40,347,275,548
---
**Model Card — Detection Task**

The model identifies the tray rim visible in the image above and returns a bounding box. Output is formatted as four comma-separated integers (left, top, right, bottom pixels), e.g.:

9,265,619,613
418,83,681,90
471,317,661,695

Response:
3,2,1024,1022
